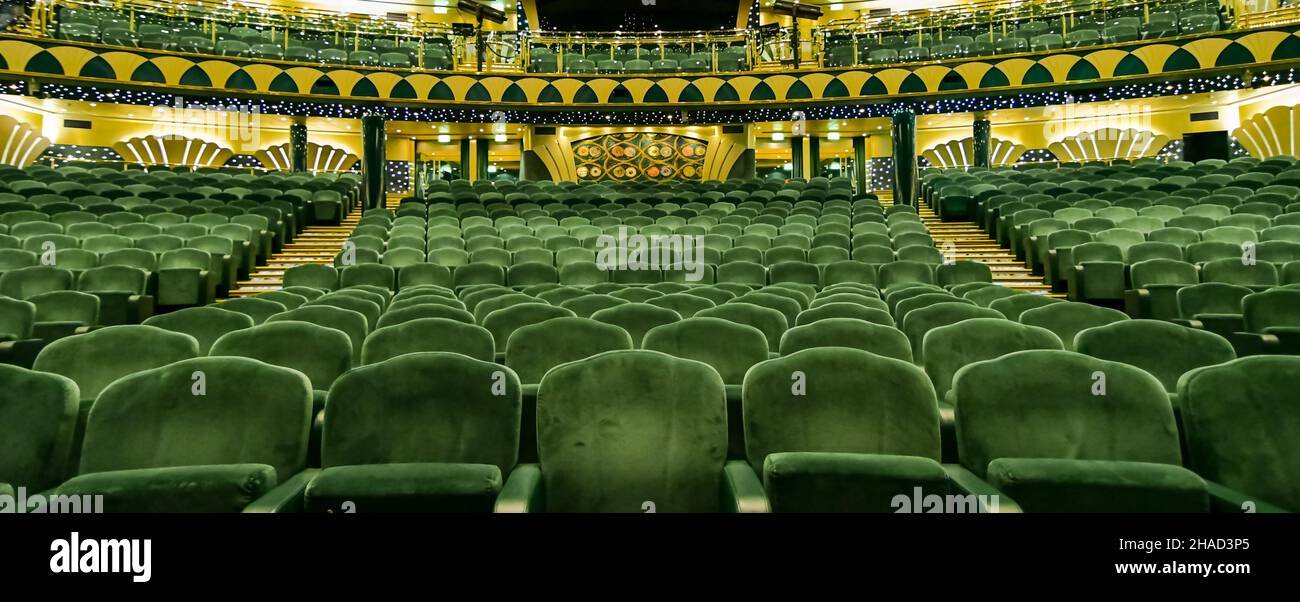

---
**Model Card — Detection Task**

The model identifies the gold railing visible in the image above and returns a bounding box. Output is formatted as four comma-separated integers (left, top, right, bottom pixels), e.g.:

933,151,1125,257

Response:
4,0,1288,75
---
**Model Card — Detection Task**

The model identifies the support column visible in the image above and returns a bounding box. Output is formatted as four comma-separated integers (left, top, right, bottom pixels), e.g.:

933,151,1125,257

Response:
973,112,992,169
892,109,917,207
808,136,821,179
476,138,490,181
361,113,386,210
460,138,471,181
290,118,308,172
853,135,868,194
790,136,805,180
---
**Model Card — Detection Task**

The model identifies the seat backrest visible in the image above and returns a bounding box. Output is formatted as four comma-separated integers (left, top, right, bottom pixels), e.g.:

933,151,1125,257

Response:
322,352,520,476
742,347,940,472
1075,319,1235,393
0,364,78,492
923,317,1063,400
143,306,254,355
1179,356,1300,511
536,350,726,512
954,350,1181,478
78,357,312,480
210,321,352,390
33,325,200,403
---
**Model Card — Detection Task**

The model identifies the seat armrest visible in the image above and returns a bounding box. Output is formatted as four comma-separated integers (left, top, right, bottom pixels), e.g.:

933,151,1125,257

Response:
494,464,544,513
1205,481,1289,513
243,468,319,513
941,464,1022,513
720,460,770,513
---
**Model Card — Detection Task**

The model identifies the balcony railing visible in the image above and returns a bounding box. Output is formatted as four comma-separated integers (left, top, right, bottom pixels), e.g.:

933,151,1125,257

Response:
0,0,1273,77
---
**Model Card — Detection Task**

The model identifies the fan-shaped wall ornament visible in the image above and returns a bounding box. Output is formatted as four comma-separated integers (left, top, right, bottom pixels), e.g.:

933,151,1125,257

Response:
1047,128,1169,162
1233,105,1300,158
111,135,234,168
255,142,359,174
0,115,52,168
921,136,1026,168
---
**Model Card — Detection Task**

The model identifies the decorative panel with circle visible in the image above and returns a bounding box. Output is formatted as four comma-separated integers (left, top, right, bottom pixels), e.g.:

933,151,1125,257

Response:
573,132,708,181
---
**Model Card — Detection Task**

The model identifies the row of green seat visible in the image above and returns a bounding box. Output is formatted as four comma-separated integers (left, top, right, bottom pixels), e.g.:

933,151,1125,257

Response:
5,298,1293,512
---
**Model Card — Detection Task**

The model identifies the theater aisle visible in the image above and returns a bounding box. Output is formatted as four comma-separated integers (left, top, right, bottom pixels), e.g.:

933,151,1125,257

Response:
917,203,1056,295
226,196,393,297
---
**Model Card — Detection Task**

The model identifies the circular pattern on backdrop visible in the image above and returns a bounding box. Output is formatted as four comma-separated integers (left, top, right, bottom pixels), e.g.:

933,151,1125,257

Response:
573,132,708,182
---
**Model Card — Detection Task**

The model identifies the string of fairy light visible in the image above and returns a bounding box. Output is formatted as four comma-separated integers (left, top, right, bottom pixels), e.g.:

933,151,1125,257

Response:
20,71,1267,126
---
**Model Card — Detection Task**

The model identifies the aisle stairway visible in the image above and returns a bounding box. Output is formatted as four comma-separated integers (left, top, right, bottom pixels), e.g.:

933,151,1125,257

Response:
917,204,1056,294
226,195,396,297
875,191,1055,295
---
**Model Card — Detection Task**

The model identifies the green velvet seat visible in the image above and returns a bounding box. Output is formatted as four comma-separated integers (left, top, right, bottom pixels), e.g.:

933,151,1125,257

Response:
609,287,664,303
811,292,887,310
258,292,309,310
398,263,453,289
936,260,993,287
483,303,575,351
742,348,945,512
376,302,475,328
1236,288,1300,354
989,293,1065,321
506,316,634,464
283,264,339,291
266,305,369,366
0,265,75,299
795,302,894,327
695,302,787,353
558,293,628,318
473,292,546,323
210,321,352,392
280,286,325,301
0,296,37,363
922,318,1063,403
1179,356,1300,512
883,284,945,313
590,303,681,348
821,260,876,286
535,286,589,305
963,285,1025,307
306,294,381,331
143,306,254,354
901,302,1004,364
1075,320,1235,405
29,289,100,338
778,317,912,362
55,357,314,512
645,292,715,318
214,297,285,325
361,317,496,365
77,265,154,325
878,260,936,291
0,364,79,493
682,286,736,306
157,248,218,307
1018,302,1129,351
306,352,521,512
1174,282,1251,341
507,317,634,385
453,262,507,288
496,350,767,513
953,350,1206,512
